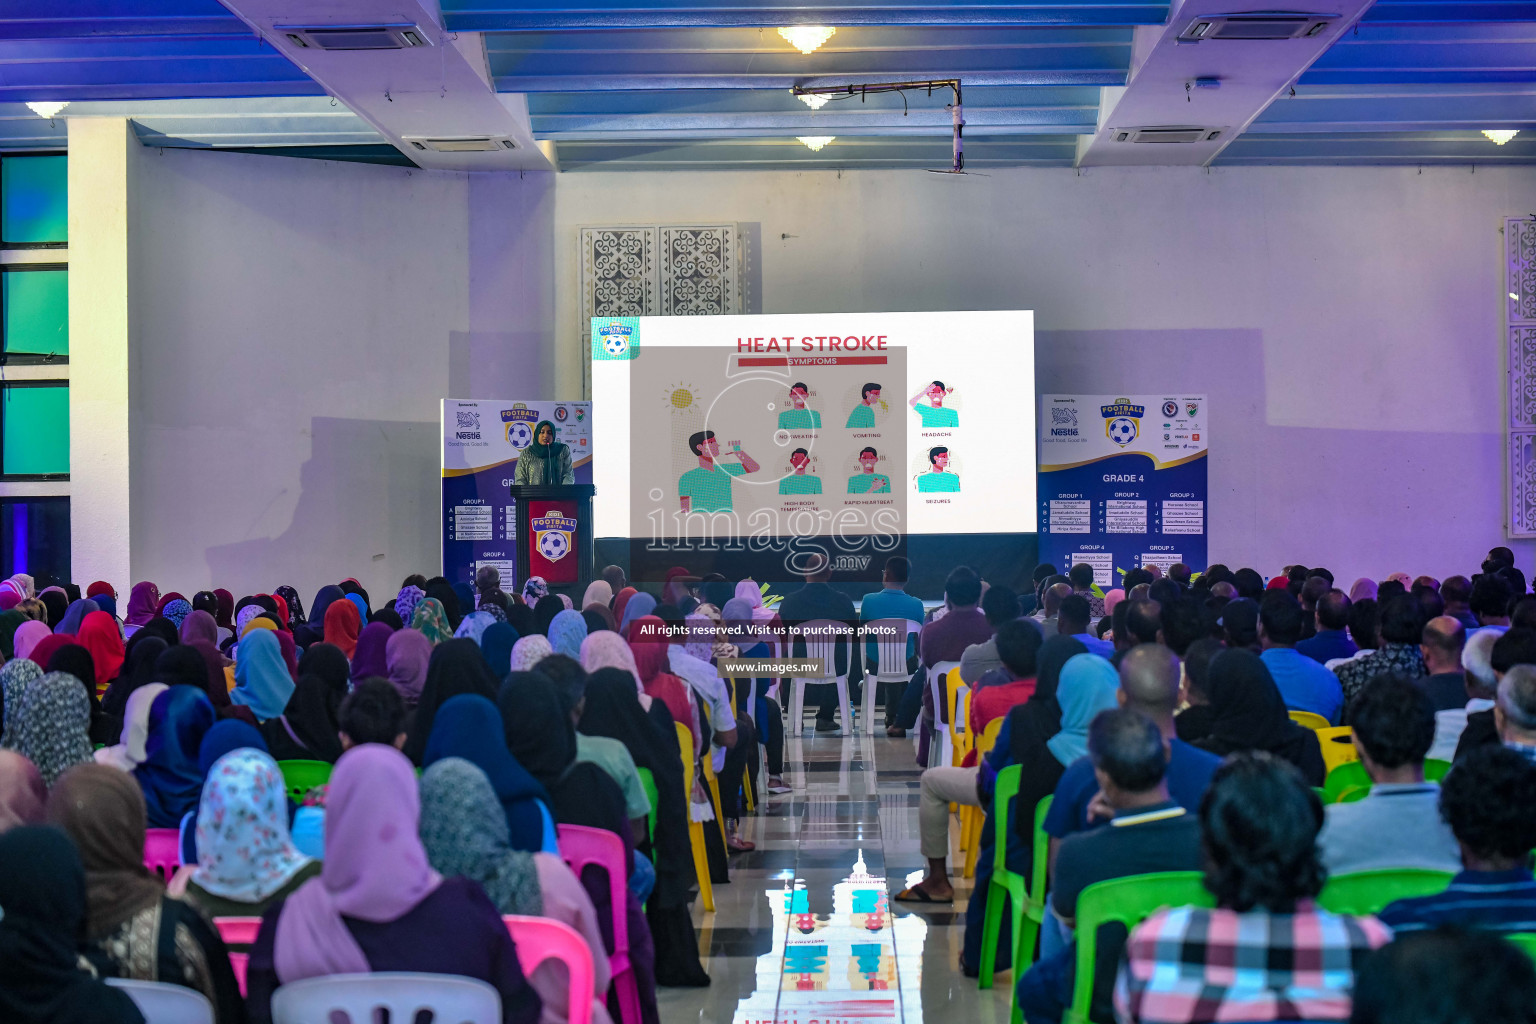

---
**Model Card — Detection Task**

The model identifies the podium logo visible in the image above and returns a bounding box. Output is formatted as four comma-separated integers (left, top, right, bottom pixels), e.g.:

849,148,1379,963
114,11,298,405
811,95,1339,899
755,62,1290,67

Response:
531,509,578,562
591,317,639,361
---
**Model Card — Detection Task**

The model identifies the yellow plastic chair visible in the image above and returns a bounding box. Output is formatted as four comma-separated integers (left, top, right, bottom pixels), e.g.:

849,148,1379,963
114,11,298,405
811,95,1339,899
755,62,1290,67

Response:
961,716,1005,879
675,721,714,913
1314,726,1359,775
1288,709,1332,731
947,669,971,769
696,704,730,849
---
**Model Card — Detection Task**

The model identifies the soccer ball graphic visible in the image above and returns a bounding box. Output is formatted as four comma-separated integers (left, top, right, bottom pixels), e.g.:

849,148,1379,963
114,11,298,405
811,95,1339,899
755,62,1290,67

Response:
603,334,628,357
507,422,534,449
538,531,570,561
1107,417,1138,446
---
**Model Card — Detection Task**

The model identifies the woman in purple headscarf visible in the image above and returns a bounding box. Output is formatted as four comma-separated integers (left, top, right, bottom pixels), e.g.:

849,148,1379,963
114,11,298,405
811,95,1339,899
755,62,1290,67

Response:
243,744,540,1024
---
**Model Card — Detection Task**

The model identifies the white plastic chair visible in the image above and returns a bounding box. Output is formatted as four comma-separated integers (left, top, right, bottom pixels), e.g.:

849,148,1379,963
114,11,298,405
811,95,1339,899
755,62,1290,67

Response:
862,617,923,731
105,979,214,1024
270,972,502,1024
788,618,853,734
927,659,961,768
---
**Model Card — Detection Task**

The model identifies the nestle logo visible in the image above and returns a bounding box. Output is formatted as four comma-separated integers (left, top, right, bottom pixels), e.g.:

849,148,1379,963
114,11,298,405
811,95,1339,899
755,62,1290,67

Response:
455,432,481,440
1049,428,1079,437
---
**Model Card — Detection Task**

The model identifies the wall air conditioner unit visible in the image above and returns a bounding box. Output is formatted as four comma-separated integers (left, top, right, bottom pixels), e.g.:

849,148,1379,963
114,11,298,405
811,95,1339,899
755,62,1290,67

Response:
279,24,430,50
404,137,518,153
1179,13,1337,41
1112,127,1225,144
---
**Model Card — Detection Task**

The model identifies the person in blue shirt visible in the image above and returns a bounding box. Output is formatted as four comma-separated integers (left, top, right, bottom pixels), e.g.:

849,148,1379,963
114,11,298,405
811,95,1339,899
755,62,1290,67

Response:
1059,594,1114,659
1259,590,1345,723
1295,589,1358,665
860,557,926,733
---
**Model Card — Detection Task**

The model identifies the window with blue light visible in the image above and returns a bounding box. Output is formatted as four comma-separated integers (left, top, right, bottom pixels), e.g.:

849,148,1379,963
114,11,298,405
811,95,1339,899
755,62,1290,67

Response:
0,497,70,583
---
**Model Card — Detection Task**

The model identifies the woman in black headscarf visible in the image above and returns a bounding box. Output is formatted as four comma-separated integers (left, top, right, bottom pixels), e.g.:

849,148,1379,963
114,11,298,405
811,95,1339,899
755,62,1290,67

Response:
534,594,565,636
1195,648,1326,785
402,638,499,764
103,636,167,720
295,585,344,648
1174,636,1224,743
500,670,663,1024
260,643,349,763
0,826,145,1024
38,589,67,629
580,668,709,987
426,581,465,632
153,645,212,691
274,585,307,627
132,617,180,650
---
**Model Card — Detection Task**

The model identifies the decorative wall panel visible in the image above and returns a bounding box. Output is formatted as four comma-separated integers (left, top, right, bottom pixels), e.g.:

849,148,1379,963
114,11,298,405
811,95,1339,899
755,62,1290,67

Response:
1507,218,1536,536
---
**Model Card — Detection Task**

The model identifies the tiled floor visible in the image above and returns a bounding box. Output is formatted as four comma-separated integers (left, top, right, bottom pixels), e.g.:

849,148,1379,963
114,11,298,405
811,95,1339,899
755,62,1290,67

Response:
658,727,1016,1023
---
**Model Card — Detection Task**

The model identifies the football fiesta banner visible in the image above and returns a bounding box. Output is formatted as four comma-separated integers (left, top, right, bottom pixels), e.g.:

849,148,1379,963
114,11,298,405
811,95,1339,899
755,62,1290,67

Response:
1037,394,1208,587
440,398,593,589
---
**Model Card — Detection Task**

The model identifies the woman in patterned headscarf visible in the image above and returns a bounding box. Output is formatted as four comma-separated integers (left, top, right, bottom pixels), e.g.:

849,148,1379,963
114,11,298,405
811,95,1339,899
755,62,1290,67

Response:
410,597,453,647
510,634,553,673
395,584,426,625
10,673,93,788
182,749,320,920
521,575,549,605
548,609,589,661
0,656,43,747
160,599,193,631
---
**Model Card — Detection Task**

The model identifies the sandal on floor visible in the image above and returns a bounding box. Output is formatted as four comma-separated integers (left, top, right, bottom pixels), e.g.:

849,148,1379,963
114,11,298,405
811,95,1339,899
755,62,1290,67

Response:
727,836,756,853
893,885,952,905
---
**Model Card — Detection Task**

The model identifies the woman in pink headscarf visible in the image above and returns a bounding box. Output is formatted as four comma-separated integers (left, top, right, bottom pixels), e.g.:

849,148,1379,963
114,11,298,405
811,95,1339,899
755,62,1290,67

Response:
244,744,541,1024
1349,578,1378,603
12,620,51,663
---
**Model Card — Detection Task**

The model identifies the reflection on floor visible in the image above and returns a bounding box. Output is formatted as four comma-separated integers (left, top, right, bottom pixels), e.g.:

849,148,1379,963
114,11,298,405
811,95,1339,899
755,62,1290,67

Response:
659,729,1015,1023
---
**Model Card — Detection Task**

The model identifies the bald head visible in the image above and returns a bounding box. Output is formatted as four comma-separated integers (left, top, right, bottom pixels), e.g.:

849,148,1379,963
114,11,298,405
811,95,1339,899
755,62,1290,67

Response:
1118,643,1182,729
1043,582,1073,617
1209,581,1237,601
1421,615,1467,674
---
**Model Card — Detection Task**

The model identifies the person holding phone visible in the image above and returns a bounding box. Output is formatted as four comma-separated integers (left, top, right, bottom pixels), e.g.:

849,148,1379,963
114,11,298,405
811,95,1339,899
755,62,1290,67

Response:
679,430,759,513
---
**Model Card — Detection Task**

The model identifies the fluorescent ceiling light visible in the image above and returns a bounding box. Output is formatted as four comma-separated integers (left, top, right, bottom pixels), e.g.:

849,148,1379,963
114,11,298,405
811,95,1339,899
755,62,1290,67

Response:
797,136,835,151
798,93,829,110
778,26,835,54
25,101,68,120
1483,128,1519,145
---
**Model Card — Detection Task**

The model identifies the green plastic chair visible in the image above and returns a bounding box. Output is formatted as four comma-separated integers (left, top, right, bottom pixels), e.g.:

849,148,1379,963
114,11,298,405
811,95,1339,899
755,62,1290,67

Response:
1323,757,1452,803
1317,868,1454,916
1504,932,1536,963
636,767,658,844
978,768,1051,1000
1066,872,1213,1024
277,759,333,804
1425,758,1451,781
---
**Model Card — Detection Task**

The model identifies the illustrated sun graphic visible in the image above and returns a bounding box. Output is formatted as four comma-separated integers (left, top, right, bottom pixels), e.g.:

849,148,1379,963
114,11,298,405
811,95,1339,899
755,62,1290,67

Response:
666,382,698,412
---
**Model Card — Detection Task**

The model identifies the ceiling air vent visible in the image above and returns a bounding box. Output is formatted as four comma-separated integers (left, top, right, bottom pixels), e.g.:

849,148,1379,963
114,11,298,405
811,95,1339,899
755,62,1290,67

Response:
404,137,518,153
1113,127,1225,144
1179,13,1336,41
279,25,430,50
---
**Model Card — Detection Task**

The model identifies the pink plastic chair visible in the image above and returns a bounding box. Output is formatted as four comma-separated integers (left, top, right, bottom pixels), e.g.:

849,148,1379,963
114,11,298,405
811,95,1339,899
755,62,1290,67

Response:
143,829,180,881
505,915,595,1024
556,824,641,1024
213,917,261,996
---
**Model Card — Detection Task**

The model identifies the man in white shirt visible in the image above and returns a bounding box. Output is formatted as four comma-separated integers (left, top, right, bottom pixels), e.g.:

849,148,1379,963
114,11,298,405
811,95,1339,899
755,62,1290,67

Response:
1428,629,1499,761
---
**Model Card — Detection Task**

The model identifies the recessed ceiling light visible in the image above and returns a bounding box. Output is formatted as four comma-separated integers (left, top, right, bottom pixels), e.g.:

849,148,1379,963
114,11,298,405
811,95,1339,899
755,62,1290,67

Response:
797,136,835,151
1484,128,1519,145
778,26,835,54
798,93,829,110
25,101,67,120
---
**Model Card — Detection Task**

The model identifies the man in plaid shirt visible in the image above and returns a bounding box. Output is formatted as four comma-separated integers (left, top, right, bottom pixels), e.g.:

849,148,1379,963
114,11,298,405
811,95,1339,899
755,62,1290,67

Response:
1114,753,1391,1024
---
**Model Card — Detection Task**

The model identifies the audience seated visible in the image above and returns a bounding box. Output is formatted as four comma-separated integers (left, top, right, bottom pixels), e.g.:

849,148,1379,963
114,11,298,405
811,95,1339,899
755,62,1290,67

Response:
1417,616,1470,712
1259,590,1346,723
1115,752,1391,1024
1317,675,1460,874
1017,708,1204,1023
1059,594,1114,658
1351,927,1536,1024
1184,648,1326,785
1336,593,1428,706
1456,636,1536,759
1427,627,1499,761
961,584,1023,685
1378,745,1536,934
860,556,925,731
1297,588,1356,664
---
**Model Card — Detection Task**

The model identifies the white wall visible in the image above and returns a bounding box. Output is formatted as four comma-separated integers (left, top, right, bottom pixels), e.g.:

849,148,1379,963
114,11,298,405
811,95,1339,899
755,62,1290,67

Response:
554,165,1536,584
126,147,554,601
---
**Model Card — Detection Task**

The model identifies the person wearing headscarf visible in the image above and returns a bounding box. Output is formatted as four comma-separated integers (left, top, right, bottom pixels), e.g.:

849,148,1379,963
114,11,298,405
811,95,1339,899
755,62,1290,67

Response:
160,599,192,631
3,572,34,599
452,580,477,616
134,686,215,827
612,588,640,628
1194,648,1327,785
424,694,553,853
182,749,321,921
422,581,462,632
351,621,393,682
132,616,180,651
579,668,711,987
111,635,172,716
24,631,74,672
512,634,554,673
37,588,67,629
46,764,242,1023
179,609,219,648
549,609,590,661
0,825,147,1024
583,580,614,613
274,586,306,626
1349,577,1378,603
268,592,291,629
72,611,125,696
290,585,340,648
54,598,99,637
395,584,426,624
384,627,432,707
43,645,117,747
513,420,575,485
530,594,562,636
624,617,696,745
481,622,520,681
262,672,346,765
0,608,25,658
0,750,46,832
522,575,550,605
411,597,454,646
235,604,265,640
13,617,50,663
122,582,160,635
420,757,614,1024
0,655,43,746
500,671,661,1021
94,682,168,774
403,638,502,765
232,629,295,724
583,606,618,635
212,589,235,638
245,744,541,1024
10,671,94,788
455,609,498,647
321,598,361,659
153,591,187,619
0,589,20,612
343,592,370,626
180,720,274,868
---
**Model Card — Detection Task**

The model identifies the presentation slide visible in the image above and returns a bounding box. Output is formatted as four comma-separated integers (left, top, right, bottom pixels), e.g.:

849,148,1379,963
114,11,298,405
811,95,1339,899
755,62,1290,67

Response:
591,311,1034,578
